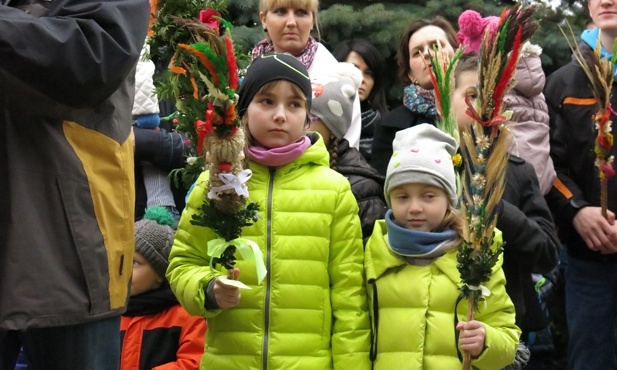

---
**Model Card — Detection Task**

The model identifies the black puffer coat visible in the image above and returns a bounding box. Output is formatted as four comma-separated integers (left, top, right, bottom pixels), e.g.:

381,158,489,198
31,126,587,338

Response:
499,155,560,332
336,139,387,244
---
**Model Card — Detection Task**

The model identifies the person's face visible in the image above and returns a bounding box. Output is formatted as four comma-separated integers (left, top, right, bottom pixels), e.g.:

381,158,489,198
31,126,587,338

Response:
407,25,455,89
452,70,479,130
390,183,450,232
588,0,617,34
246,80,307,149
260,4,314,57
345,51,375,102
131,252,163,297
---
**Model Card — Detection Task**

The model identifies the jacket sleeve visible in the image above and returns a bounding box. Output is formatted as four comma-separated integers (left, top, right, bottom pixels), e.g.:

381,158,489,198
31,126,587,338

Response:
370,118,395,176
329,183,372,370
167,173,223,318
472,234,521,370
544,72,590,227
497,164,560,274
153,314,207,370
0,0,149,109
134,128,187,172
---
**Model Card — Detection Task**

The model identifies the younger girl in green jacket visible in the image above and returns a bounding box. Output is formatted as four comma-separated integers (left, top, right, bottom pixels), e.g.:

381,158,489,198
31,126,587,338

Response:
167,53,371,370
364,124,520,369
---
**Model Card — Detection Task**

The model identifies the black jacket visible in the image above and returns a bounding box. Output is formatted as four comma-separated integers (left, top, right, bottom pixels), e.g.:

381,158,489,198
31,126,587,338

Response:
336,139,387,243
371,105,435,175
133,127,187,219
544,43,617,261
499,156,560,331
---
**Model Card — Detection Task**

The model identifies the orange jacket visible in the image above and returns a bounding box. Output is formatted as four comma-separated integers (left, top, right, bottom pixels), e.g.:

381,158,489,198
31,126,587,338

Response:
121,304,206,370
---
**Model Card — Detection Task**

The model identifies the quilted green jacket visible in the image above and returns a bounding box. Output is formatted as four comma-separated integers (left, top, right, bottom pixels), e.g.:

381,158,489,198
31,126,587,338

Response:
168,136,371,369
365,220,520,370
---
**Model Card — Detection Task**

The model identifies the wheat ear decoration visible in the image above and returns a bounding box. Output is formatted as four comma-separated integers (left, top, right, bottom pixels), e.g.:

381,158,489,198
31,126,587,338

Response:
170,13,263,284
559,21,616,219
457,4,538,369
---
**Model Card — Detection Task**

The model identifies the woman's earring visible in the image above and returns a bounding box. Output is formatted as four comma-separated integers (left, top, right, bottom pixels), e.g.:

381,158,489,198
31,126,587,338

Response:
263,27,268,32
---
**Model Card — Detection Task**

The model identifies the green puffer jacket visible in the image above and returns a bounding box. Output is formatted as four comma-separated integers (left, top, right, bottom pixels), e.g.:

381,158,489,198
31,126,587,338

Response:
168,136,371,370
365,220,520,370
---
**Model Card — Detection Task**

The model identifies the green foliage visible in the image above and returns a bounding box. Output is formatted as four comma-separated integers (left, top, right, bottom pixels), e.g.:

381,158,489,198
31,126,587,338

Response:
191,200,260,269
191,199,260,241
456,240,503,310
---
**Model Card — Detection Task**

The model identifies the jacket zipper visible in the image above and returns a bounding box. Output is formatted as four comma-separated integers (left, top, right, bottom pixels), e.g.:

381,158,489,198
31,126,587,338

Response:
262,167,275,370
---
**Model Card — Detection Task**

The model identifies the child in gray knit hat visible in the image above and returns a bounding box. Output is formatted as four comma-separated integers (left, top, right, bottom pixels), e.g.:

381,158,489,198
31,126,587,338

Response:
132,206,175,294
309,62,387,244
364,124,520,369
121,207,207,369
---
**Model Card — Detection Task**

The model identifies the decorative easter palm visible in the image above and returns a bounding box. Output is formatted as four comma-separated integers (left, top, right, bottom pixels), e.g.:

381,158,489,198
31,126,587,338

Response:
560,24,616,219
428,45,465,141
428,45,465,174
456,5,537,369
150,2,264,286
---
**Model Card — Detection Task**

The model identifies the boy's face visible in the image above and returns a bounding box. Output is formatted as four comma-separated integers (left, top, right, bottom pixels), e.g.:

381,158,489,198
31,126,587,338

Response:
131,251,163,296
452,70,479,130
389,183,450,232
588,0,617,34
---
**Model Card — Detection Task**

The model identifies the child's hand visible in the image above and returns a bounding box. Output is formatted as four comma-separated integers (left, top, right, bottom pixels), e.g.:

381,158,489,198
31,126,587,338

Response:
456,320,486,357
213,268,241,309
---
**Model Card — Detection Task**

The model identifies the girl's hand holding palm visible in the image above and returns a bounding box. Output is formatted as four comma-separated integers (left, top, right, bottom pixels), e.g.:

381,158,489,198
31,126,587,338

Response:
456,320,486,357
213,268,241,309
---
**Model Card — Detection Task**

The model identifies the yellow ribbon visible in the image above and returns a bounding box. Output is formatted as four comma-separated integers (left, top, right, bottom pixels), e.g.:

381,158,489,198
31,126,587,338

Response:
207,238,267,284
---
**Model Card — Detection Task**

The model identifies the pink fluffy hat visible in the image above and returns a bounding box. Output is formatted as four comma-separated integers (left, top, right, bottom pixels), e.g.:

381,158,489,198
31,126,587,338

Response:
457,10,500,53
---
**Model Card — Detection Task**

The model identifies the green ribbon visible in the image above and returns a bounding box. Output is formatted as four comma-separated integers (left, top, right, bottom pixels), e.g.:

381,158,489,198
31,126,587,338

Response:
207,237,267,284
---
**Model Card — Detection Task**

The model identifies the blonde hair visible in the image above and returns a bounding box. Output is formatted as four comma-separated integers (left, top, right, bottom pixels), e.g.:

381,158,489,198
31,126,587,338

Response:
259,0,321,40
242,80,310,146
435,206,464,250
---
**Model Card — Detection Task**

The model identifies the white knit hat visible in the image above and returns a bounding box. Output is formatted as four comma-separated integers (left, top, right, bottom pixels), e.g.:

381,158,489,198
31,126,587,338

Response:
310,62,362,139
384,124,458,206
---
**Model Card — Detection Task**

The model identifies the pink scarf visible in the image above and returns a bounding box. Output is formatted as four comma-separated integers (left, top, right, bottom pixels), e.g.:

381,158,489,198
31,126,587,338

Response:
247,136,311,167
251,37,318,70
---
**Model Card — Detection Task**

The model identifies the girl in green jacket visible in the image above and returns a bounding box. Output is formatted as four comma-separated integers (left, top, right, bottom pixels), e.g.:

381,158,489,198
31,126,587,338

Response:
364,124,520,369
167,53,371,370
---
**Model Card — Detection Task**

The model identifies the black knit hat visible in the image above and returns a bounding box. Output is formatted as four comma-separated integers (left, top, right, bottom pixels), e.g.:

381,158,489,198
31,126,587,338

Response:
134,207,175,279
237,53,312,117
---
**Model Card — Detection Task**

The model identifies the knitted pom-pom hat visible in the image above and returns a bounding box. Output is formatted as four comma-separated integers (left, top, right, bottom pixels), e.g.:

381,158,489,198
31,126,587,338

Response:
134,207,175,279
310,63,362,140
457,10,500,54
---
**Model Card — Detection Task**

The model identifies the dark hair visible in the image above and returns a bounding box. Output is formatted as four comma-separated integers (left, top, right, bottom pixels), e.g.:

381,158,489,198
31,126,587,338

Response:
454,52,479,86
396,17,457,85
333,39,388,116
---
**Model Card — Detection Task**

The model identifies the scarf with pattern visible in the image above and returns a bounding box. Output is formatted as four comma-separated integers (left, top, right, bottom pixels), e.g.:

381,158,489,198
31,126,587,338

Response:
403,83,437,118
251,36,318,70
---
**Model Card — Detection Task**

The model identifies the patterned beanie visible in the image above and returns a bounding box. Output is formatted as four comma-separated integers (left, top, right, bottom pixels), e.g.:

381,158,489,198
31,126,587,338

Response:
457,10,500,54
384,124,458,207
134,207,175,279
310,62,362,139
237,53,312,117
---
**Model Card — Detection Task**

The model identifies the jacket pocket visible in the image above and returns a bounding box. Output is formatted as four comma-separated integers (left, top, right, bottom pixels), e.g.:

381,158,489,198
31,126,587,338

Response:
57,176,115,315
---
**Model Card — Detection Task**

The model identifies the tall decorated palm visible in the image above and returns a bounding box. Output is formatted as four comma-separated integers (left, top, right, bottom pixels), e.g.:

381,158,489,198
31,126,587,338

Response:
150,1,264,287
455,5,537,369
560,24,616,219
